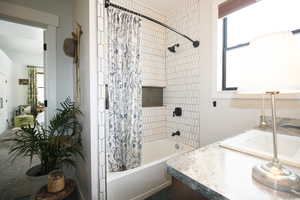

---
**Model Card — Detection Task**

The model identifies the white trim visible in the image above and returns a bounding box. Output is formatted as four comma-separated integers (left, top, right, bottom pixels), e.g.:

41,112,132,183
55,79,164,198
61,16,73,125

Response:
210,0,300,100
44,26,57,121
211,0,219,99
130,181,171,200
89,0,100,199
0,1,59,27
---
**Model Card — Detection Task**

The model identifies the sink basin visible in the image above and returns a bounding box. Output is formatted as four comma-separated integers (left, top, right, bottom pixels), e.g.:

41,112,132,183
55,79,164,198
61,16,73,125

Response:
220,130,300,168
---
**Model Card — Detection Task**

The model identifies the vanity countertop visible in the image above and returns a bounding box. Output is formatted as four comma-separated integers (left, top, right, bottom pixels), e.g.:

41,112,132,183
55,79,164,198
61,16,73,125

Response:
167,135,300,200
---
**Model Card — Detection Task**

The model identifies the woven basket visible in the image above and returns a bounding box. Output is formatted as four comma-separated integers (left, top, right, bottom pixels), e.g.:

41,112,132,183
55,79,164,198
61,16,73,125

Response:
47,170,65,193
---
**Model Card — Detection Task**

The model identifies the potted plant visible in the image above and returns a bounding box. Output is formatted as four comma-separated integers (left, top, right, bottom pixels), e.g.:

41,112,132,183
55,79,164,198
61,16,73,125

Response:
3,97,84,181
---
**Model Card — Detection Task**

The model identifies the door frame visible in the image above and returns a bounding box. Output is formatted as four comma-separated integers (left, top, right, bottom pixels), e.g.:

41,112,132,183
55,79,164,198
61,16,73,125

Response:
0,1,58,124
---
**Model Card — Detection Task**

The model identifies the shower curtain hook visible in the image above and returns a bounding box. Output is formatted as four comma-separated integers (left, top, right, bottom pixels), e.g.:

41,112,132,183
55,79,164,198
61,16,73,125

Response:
105,0,110,8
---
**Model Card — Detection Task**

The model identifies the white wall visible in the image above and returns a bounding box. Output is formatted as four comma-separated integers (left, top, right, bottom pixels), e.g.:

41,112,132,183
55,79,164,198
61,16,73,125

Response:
0,49,12,134
0,0,74,105
73,0,99,199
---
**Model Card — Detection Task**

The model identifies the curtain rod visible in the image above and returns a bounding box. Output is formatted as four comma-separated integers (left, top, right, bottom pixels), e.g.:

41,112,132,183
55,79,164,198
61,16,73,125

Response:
104,0,200,48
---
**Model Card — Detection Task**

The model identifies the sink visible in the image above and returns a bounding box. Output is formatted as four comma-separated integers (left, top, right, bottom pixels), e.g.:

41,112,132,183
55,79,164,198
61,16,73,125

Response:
220,130,300,168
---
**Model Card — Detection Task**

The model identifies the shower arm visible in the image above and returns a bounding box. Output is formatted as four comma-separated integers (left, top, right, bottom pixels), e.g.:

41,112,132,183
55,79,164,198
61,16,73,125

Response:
104,0,200,48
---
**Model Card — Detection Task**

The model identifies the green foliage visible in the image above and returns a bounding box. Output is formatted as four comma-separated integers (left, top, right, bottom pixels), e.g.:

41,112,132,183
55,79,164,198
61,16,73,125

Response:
3,97,84,175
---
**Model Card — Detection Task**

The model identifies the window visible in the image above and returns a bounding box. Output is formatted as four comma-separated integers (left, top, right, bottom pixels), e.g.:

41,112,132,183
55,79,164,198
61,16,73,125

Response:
36,72,45,105
219,0,300,91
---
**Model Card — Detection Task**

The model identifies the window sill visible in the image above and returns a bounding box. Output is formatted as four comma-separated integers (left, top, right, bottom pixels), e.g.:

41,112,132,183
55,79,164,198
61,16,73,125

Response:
212,91,300,100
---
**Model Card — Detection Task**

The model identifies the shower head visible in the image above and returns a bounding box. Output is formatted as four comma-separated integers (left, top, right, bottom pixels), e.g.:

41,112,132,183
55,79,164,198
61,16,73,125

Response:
193,40,200,48
168,44,180,53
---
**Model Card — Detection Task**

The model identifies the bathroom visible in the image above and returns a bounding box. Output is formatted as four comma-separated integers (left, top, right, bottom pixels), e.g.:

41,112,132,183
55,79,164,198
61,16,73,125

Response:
0,0,299,199
97,0,300,199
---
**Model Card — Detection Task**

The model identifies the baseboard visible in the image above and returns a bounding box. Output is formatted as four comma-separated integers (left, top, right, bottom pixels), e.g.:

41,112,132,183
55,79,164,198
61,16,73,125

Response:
130,181,172,200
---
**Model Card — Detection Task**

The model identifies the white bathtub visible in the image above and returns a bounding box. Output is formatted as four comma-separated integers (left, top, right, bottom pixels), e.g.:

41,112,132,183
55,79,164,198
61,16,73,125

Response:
107,138,193,200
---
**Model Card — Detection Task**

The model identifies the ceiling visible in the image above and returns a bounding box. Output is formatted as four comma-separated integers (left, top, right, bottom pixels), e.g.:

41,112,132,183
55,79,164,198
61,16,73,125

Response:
0,20,44,56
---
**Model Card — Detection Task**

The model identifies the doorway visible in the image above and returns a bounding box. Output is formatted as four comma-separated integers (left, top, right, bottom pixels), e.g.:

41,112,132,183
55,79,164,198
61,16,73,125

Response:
0,19,47,200
0,19,46,134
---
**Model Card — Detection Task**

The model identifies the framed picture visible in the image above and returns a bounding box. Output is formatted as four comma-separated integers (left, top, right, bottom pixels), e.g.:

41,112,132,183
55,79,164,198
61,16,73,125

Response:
19,79,29,85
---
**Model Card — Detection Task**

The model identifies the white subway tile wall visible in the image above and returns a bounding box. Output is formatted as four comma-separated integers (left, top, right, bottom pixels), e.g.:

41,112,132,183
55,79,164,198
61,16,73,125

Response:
164,1,201,148
141,20,166,87
143,107,167,142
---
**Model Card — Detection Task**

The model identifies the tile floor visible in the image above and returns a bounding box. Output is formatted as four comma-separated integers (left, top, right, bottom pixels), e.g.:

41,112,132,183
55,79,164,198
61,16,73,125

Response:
0,131,77,200
0,131,40,200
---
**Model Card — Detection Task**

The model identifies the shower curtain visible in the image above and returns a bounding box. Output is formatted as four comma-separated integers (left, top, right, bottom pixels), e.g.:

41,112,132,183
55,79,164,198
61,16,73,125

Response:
27,66,38,107
107,8,142,172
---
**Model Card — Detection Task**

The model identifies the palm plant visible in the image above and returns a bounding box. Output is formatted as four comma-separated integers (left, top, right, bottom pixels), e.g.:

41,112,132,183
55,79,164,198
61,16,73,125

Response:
3,97,84,176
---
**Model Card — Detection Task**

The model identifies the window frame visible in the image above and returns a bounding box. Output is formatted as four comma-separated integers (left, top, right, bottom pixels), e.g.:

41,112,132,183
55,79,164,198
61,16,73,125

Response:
222,17,249,91
221,17,300,91
36,72,45,104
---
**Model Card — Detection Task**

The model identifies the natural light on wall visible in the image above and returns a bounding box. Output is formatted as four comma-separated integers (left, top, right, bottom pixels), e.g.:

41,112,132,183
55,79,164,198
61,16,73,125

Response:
218,0,300,91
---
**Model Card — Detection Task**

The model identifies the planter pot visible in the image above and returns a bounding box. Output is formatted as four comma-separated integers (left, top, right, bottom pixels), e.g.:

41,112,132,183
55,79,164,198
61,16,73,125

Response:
26,165,48,191
26,165,48,178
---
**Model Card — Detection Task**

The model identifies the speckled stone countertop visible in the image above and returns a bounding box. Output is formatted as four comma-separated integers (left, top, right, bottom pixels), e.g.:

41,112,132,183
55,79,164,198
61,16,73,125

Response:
167,131,300,200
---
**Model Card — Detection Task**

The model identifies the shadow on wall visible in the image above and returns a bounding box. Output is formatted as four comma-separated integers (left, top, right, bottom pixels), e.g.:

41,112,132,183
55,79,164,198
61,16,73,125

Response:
230,98,300,110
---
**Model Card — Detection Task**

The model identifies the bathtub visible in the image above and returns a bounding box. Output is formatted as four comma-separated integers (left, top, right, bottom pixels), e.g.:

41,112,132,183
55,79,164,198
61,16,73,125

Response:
107,138,193,200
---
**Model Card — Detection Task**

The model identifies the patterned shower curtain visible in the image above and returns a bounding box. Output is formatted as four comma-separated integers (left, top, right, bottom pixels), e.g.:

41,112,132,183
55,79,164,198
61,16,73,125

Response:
27,66,38,107
107,8,142,172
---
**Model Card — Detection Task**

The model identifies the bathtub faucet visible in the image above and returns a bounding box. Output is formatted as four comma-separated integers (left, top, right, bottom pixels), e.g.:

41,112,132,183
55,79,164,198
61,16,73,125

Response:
172,131,181,137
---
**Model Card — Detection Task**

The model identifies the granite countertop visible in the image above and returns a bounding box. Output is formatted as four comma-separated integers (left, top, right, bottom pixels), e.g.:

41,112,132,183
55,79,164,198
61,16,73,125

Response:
167,133,300,200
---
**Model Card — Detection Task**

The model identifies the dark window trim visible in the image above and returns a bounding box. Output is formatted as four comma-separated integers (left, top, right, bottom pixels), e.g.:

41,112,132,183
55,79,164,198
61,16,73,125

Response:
227,42,249,51
221,17,300,91
218,0,258,19
292,29,300,34
222,17,238,91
